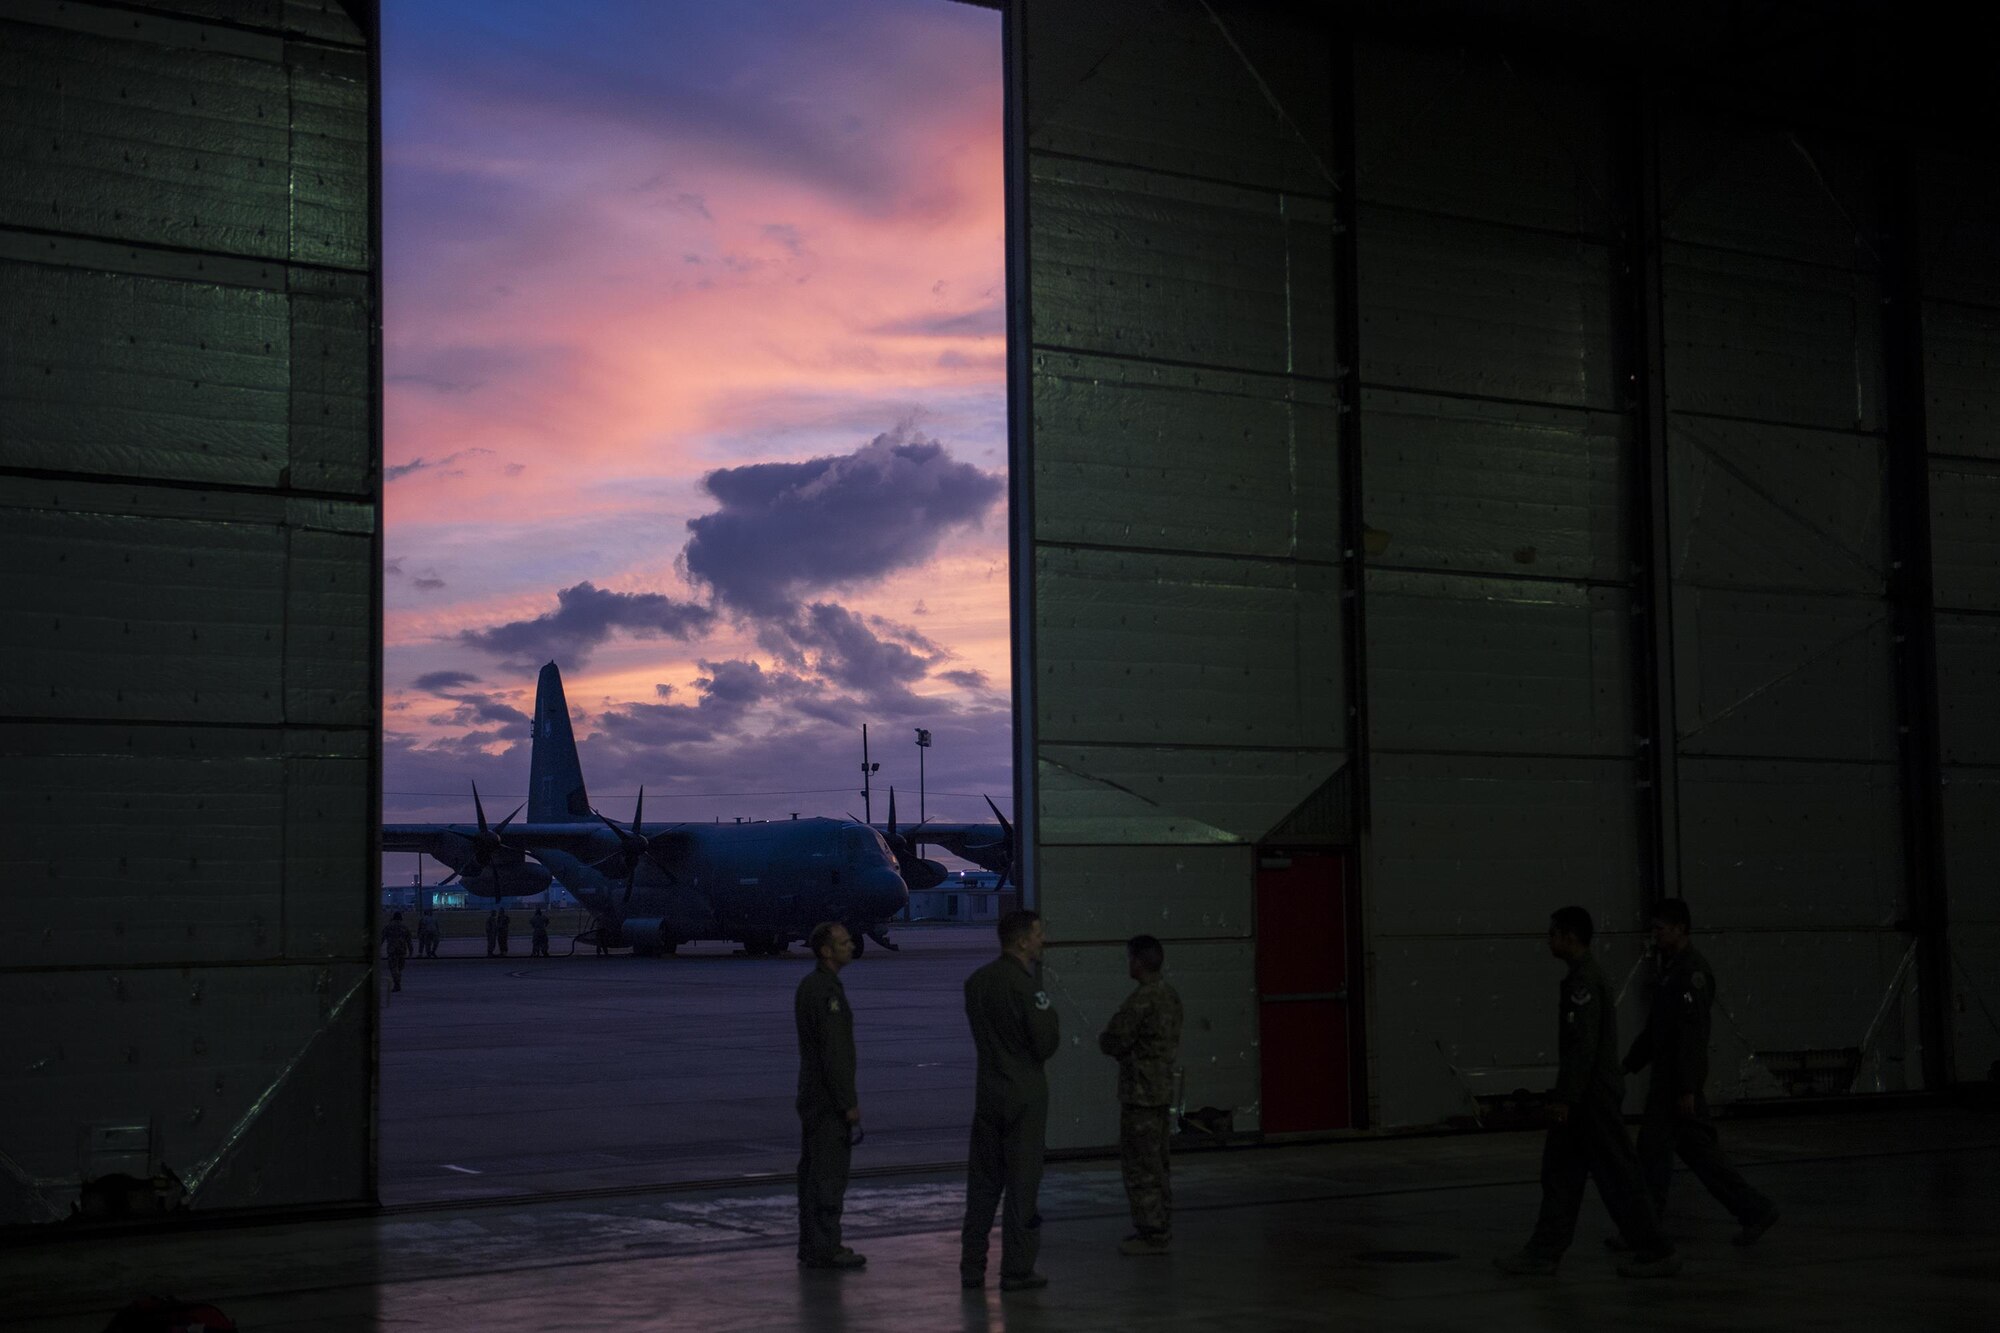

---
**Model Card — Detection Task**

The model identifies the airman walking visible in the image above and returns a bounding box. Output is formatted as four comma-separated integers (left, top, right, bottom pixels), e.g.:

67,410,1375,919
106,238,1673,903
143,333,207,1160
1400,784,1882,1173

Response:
381,911,412,992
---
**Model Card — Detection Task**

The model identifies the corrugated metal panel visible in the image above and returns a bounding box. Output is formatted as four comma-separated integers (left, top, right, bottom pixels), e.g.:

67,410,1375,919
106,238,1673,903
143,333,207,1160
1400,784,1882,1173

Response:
2,961,371,1218
0,259,291,486
1669,418,1885,595
1367,572,1634,756
1030,156,1337,377
1024,3,1331,196
285,519,374,725
1044,940,1260,1149
1923,301,2000,462
288,41,369,270
1035,546,1342,748
1934,614,2000,766
0,20,290,258
1658,116,1879,270
1678,758,1904,929
1034,845,1253,940
1361,390,1631,583
1367,753,1642,937
1357,206,1620,409
1355,43,1614,239
1033,351,1340,562
1039,745,1344,847
1929,459,2000,611
1672,590,1895,761
287,273,374,494
1662,242,1886,432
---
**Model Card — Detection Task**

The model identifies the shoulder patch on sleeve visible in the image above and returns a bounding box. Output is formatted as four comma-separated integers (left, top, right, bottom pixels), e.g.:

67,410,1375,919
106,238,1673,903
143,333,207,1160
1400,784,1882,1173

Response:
829,997,841,1013
1034,991,1050,1010
1569,988,1594,1006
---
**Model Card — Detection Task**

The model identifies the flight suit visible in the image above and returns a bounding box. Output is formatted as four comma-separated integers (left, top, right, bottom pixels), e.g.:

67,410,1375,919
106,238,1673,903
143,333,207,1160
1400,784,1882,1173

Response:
1099,978,1183,1241
496,909,511,955
961,955,1061,1283
1526,954,1673,1262
381,920,412,991
795,965,859,1263
530,909,550,958
1626,945,1774,1224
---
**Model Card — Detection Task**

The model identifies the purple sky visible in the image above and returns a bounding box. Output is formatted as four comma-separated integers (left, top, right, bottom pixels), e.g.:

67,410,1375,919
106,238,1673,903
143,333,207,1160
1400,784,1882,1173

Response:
382,1,1009,850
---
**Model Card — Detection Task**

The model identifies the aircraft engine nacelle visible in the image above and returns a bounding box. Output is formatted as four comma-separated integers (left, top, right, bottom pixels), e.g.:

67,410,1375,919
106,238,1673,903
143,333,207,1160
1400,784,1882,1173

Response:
457,861,553,899
613,916,674,949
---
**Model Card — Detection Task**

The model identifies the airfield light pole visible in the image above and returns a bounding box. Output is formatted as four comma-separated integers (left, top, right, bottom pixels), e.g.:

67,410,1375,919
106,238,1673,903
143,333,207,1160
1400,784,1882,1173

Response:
860,724,879,822
914,728,931,829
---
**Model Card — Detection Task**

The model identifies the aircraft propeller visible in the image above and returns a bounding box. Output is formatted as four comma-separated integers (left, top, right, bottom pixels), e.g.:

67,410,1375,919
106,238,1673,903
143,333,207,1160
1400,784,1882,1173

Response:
589,786,682,907
437,782,524,887
967,794,1016,890
884,788,949,892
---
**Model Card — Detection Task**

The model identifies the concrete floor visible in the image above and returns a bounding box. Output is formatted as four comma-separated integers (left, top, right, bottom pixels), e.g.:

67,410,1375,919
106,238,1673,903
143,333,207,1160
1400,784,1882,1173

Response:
4,1106,1995,1331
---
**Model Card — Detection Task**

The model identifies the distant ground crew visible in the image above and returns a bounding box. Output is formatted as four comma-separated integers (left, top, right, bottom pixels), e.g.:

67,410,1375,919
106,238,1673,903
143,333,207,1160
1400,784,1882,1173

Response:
417,907,440,959
1623,898,1779,1245
485,909,500,957
1099,934,1183,1256
795,921,865,1271
961,909,1060,1293
496,907,512,955
1496,906,1681,1279
381,912,412,992
531,907,550,957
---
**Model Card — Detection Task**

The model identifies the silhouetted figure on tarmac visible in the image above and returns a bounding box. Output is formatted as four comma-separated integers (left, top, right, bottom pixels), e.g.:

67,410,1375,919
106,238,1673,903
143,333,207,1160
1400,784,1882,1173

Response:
418,907,440,959
485,909,499,957
1621,898,1778,1246
531,907,550,957
1099,934,1182,1256
1496,906,1680,1280
381,912,412,992
795,921,865,1271
497,907,512,955
961,909,1060,1293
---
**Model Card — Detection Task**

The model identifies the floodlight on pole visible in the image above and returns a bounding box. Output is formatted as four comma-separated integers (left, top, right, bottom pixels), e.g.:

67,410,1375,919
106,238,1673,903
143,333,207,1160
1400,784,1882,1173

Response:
914,728,932,826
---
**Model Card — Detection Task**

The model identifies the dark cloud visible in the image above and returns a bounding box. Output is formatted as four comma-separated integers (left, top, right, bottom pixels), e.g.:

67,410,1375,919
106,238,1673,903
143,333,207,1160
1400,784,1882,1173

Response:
683,426,1002,615
938,668,989,689
414,670,481,693
384,446,495,482
460,581,715,666
413,576,447,591
871,301,1004,338
766,602,939,693
762,222,806,255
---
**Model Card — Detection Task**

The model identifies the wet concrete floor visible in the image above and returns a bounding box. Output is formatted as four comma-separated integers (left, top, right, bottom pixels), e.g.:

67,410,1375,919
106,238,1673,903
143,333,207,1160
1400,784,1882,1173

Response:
3,1106,1995,1330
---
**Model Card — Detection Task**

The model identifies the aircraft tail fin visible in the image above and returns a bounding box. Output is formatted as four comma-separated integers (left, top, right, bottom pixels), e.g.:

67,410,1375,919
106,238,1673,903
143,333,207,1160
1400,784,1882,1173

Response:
529,661,592,822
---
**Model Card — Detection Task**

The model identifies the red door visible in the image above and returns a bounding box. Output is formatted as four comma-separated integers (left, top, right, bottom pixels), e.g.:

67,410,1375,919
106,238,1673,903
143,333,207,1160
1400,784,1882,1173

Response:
1256,851,1351,1132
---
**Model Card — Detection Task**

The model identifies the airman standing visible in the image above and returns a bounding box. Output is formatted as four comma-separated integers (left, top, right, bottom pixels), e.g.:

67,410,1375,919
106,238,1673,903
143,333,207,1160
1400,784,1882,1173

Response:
530,906,551,958
961,909,1060,1293
496,906,512,955
795,921,865,1271
417,907,440,959
484,908,500,957
381,911,412,992
1099,934,1183,1256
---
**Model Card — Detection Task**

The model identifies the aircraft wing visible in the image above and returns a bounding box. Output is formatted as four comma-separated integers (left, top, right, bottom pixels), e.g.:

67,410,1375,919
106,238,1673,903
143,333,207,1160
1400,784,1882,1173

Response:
896,822,1012,880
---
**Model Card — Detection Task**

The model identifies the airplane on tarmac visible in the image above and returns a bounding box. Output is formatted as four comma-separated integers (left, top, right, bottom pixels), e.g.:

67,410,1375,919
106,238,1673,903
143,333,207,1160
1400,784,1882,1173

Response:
878,799,1015,889
384,662,950,956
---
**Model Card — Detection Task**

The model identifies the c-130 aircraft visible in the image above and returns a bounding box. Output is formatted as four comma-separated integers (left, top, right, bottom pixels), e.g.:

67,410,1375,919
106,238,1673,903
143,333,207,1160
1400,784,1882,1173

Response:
384,662,947,955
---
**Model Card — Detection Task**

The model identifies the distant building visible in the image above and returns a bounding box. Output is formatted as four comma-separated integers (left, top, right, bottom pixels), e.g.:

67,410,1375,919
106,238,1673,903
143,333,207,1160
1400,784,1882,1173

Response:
907,870,1002,923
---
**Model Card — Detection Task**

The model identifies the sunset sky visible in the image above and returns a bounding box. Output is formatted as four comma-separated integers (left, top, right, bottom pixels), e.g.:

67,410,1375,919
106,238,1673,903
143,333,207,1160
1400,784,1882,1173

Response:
382,0,1009,842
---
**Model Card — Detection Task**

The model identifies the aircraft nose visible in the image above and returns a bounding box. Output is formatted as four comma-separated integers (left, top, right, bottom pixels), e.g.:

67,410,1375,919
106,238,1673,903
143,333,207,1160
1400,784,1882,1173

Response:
863,866,908,916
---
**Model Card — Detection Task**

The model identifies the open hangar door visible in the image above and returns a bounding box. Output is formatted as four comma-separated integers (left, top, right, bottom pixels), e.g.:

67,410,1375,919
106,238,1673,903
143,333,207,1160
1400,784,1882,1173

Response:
1009,0,2000,1147
0,0,379,1223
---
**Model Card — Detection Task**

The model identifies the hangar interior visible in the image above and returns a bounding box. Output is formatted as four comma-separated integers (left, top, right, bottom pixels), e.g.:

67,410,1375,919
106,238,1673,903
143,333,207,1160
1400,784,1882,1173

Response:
2,0,1997,1259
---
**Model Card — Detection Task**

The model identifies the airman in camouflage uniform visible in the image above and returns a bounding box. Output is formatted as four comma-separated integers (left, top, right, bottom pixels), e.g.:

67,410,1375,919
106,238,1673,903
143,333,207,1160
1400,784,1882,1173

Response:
1099,934,1183,1256
961,909,1060,1292
495,907,512,955
1497,905,1681,1279
381,912,412,992
530,907,551,957
417,907,440,958
796,921,865,1270
1625,898,1778,1244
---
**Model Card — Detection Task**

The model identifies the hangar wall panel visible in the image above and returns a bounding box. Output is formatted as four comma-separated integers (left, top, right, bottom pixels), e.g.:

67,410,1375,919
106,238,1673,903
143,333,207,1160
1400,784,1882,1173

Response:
1660,108,1918,1091
1354,41,1646,1128
1925,155,2000,1083
0,0,377,1223
1020,0,1340,1149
